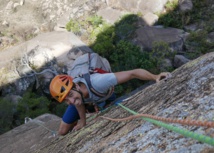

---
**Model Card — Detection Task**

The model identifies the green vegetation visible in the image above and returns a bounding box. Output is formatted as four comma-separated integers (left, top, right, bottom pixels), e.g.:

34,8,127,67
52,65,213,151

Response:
157,0,182,28
91,14,139,57
154,0,214,72
157,0,214,58
158,1,214,31
110,40,157,95
17,92,51,124
151,41,176,71
49,101,68,117
0,92,52,134
66,19,81,34
66,15,111,43
0,98,16,134
185,30,214,59
87,15,103,28
0,90,68,134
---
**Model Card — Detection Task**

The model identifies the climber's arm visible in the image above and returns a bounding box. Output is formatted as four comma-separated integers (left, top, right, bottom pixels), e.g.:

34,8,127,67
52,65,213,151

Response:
73,104,86,131
114,69,171,84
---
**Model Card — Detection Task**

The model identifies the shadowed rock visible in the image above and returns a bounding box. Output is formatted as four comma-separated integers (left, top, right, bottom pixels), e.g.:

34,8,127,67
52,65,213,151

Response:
0,114,61,153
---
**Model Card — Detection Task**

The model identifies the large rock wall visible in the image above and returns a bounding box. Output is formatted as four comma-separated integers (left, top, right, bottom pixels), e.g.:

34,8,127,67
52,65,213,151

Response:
106,0,168,14
34,52,214,153
0,114,61,153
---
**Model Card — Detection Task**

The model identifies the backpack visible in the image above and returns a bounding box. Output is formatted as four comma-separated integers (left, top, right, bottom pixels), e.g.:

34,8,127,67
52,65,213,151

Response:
67,53,114,103
68,52,112,76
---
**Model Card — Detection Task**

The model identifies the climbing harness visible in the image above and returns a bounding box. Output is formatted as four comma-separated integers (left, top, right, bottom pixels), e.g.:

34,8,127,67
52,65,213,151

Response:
86,96,132,122
25,117,57,137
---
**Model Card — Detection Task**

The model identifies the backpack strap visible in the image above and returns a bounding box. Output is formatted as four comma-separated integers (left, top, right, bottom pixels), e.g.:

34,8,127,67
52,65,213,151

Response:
88,53,94,74
82,73,114,99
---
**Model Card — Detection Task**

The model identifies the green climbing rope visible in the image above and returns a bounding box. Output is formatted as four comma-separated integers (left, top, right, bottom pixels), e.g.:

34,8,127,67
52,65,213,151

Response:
118,103,214,146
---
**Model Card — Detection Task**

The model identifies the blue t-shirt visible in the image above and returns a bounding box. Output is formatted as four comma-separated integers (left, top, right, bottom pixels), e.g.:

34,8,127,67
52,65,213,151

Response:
73,73,118,103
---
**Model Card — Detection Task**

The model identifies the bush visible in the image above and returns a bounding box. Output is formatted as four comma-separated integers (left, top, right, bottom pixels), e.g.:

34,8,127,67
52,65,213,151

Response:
150,41,176,71
157,0,182,28
114,14,139,40
49,101,68,118
186,30,214,57
66,19,81,34
87,15,103,28
0,98,16,134
91,25,116,57
110,40,154,71
17,92,50,124
109,40,157,95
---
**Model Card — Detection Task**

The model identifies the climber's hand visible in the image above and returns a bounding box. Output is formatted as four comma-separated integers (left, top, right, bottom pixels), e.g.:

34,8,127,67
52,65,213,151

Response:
72,120,86,131
156,72,172,83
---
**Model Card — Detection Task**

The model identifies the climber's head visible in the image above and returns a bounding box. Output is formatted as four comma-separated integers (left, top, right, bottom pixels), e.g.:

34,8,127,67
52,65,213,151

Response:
50,75,84,105
49,75,74,103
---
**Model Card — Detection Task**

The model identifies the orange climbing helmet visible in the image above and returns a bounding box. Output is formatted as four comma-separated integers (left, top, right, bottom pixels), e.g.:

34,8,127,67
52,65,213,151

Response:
49,75,74,102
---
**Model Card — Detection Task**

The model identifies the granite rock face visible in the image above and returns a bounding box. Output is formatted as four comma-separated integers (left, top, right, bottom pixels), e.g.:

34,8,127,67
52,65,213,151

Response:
0,114,61,153
34,52,214,153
